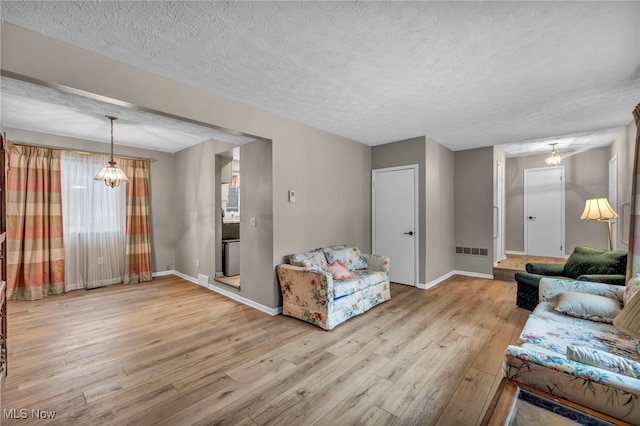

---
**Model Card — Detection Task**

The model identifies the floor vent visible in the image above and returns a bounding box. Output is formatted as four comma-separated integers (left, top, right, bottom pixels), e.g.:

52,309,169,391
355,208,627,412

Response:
455,247,489,257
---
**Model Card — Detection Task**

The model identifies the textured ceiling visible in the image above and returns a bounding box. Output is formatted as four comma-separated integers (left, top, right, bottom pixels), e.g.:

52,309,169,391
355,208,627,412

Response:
1,1,639,154
1,77,255,152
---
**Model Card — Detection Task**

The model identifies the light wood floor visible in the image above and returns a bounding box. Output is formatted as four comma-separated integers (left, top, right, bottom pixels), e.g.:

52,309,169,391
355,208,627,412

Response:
215,275,241,289
493,254,565,282
3,275,528,425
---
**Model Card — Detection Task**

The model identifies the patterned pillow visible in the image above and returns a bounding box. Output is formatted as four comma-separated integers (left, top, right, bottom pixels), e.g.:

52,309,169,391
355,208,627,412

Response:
289,250,326,271
322,260,355,280
324,247,368,272
567,345,640,379
554,292,621,323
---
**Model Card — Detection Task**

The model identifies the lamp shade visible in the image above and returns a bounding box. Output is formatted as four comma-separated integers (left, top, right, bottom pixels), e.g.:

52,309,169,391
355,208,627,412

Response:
580,198,619,220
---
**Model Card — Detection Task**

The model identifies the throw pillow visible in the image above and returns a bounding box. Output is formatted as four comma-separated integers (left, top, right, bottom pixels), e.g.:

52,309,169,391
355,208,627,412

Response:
301,259,324,272
554,292,621,323
289,250,326,270
324,247,368,272
322,260,355,280
567,345,640,379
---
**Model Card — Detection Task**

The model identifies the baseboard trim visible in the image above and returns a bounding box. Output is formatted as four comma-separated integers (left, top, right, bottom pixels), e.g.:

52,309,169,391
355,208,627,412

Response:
152,270,176,278
453,270,494,280
168,271,282,316
208,282,282,316
417,270,456,290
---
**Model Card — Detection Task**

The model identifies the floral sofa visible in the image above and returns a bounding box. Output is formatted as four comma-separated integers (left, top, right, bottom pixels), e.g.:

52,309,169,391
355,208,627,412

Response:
505,277,640,423
276,245,390,330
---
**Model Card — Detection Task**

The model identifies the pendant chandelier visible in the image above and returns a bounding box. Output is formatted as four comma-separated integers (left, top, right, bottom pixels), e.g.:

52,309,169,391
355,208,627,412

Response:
94,115,129,187
545,142,561,166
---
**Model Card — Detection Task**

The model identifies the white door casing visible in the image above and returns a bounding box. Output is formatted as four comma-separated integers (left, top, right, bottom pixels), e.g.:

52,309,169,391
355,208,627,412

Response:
372,165,418,286
609,155,618,250
494,161,506,265
524,166,565,257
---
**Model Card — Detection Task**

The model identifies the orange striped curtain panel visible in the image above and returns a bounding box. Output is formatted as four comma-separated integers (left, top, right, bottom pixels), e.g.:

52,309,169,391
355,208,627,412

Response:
119,158,152,284
6,145,65,300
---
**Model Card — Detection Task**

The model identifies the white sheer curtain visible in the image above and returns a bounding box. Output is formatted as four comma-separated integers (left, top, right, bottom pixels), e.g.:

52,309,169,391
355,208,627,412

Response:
61,152,126,290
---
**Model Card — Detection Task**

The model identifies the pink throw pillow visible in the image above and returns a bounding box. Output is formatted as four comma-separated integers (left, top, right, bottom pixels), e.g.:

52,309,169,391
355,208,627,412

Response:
322,260,355,280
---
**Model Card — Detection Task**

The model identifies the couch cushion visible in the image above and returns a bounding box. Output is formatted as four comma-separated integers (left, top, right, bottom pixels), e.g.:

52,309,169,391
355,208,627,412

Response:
289,250,326,271
554,292,621,323
324,247,368,271
564,246,627,279
567,345,640,379
518,302,640,361
333,270,387,299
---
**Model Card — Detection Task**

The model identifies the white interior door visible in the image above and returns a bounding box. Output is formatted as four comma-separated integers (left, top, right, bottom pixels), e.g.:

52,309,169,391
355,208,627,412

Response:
609,155,618,250
372,166,418,286
524,166,564,257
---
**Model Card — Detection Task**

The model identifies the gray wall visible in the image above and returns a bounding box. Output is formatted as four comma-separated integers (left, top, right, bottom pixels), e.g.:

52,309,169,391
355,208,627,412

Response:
239,139,275,306
2,23,372,310
454,147,494,275
371,136,455,284
505,147,610,255
425,138,455,282
610,121,637,252
173,139,235,281
372,137,427,283
2,127,176,273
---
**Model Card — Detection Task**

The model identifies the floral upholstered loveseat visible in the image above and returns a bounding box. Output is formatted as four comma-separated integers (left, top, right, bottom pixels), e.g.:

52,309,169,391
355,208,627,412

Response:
505,277,640,423
276,245,390,330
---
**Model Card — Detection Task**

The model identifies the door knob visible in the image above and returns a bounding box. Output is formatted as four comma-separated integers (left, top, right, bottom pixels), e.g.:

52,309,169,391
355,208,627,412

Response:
404,231,414,236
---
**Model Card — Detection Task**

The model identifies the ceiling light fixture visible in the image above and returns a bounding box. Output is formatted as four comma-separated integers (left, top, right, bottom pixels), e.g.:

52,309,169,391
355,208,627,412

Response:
94,115,128,187
545,143,561,166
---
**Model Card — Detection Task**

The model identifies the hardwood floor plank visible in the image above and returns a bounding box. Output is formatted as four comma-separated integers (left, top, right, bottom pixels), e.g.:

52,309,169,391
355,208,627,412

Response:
2,275,526,425
314,374,396,425
435,367,495,426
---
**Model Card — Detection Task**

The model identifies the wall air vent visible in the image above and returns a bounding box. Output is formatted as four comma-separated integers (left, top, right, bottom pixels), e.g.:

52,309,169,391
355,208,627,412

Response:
455,247,489,257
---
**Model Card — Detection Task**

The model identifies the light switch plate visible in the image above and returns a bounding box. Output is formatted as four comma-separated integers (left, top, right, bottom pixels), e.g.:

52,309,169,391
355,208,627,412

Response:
250,217,257,227
289,190,296,203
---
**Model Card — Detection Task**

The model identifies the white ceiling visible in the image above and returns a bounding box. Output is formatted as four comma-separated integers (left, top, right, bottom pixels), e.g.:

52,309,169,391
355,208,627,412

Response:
1,1,639,155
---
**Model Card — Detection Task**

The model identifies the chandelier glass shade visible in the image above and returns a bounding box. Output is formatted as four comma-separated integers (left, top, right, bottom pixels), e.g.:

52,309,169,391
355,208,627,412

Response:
94,116,128,188
545,143,561,166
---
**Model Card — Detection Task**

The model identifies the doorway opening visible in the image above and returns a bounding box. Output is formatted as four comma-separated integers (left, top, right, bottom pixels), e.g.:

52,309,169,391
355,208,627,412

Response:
372,165,419,286
216,147,240,289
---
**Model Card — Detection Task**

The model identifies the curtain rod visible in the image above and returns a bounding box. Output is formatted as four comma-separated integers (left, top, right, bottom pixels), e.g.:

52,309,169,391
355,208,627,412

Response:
7,140,157,163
